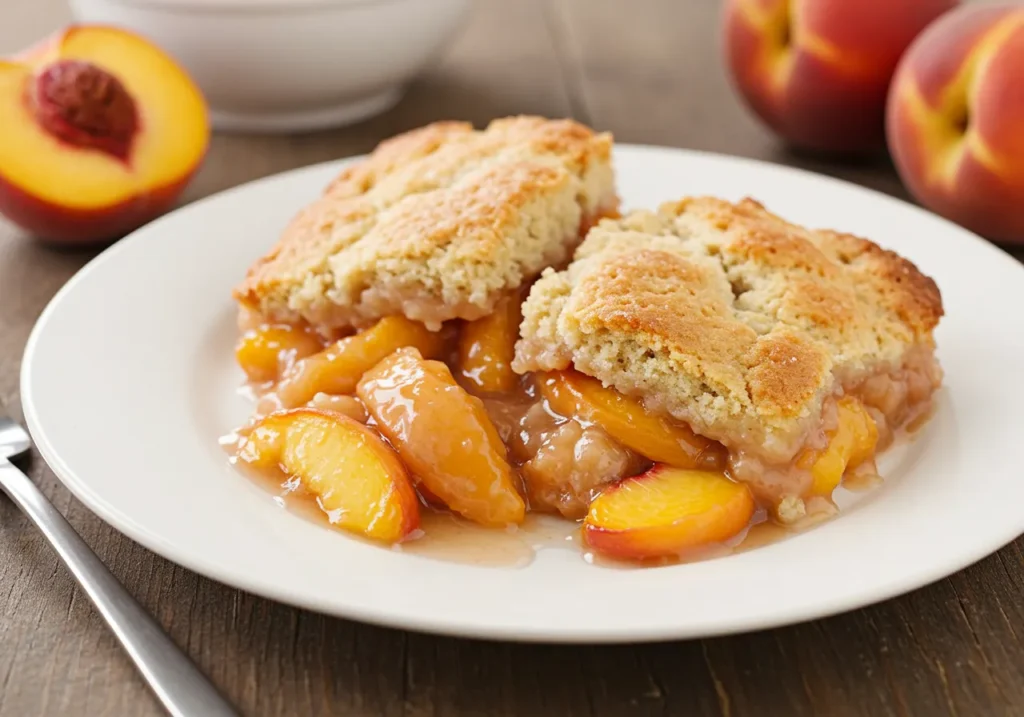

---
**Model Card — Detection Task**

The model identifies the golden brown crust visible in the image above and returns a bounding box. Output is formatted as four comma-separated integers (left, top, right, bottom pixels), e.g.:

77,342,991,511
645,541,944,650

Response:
815,228,944,337
234,116,617,330
514,196,943,460
744,331,831,419
323,121,474,199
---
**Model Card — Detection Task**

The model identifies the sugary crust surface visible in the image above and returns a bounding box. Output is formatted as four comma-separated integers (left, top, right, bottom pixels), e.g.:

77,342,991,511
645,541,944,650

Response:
235,116,617,330
514,197,943,460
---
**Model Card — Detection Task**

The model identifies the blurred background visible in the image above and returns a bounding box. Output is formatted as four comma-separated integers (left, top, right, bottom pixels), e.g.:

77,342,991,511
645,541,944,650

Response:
2,0,1020,247
0,0,940,230
4,0,1018,249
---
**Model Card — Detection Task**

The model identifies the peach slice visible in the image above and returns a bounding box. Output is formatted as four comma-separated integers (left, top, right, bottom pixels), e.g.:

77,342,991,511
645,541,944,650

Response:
357,347,526,527
0,26,209,243
539,370,727,470
457,292,523,394
800,397,878,496
235,325,324,383
584,466,756,560
275,316,446,408
237,408,420,543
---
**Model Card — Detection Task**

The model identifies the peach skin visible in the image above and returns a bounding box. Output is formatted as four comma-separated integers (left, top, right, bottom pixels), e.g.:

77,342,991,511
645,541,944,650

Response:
0,25,209,243
887,4,1024,244
723,0,957,153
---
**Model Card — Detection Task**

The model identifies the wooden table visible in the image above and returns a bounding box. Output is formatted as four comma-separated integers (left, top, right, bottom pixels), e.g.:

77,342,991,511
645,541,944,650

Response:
2,1,1022,715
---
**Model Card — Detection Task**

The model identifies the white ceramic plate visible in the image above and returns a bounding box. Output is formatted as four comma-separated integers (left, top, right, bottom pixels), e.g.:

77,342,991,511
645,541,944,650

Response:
21,146,1024,643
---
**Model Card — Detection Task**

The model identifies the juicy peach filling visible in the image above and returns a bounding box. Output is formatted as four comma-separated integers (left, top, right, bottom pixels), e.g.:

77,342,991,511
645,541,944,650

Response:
230,308,939,559
357,348,526,527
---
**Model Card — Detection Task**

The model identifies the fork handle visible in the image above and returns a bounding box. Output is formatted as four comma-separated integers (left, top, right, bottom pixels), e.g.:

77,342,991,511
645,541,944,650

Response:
0,460,237,717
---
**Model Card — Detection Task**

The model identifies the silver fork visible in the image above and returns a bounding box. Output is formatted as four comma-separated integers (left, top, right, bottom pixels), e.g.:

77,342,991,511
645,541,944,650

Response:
0,411,237,717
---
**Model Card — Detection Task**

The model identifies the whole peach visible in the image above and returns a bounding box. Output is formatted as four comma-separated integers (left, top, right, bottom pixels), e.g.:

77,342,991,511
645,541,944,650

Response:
887,4,1024,244
723,0,958,153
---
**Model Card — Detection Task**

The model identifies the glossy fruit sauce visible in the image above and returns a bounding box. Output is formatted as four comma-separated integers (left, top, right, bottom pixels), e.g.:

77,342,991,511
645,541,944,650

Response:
225,303,937,565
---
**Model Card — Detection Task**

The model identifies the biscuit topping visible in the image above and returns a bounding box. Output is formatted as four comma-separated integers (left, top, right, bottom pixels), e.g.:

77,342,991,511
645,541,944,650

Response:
514,196,943,461
236,116,618,331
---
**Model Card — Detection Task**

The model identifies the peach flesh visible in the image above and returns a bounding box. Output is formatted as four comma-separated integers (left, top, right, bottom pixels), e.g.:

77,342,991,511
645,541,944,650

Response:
357,348,526,527
584,466,756,560
238,408,420,543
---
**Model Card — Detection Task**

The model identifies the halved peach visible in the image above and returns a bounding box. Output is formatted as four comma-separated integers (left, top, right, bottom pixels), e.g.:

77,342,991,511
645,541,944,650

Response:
357,347,526,527
0,26,209,243
237,408,420,543
235,325,324,383
799,397,878,496
457,292,522,394
275,316,446,408
539,370,727,469
584,465,756,560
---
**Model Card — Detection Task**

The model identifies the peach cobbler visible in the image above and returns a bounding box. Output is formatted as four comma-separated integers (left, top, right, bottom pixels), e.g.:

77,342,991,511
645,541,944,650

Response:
226,116,944,562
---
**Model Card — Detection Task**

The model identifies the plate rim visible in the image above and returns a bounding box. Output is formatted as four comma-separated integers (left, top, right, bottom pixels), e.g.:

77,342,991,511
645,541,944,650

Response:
19,143,1024,643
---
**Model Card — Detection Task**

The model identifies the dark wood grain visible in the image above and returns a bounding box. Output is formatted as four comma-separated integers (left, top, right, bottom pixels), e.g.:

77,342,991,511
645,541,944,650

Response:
1,1,1022,715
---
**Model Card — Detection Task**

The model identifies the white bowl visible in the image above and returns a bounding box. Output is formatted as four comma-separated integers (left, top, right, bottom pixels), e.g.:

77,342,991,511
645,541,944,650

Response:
68,0,471,133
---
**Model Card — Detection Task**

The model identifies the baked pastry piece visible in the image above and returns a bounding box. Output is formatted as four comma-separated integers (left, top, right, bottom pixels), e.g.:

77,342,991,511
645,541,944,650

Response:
235,116,618,331
228,129,946,558
514,196,944,472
